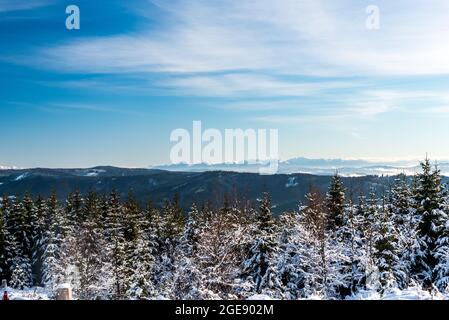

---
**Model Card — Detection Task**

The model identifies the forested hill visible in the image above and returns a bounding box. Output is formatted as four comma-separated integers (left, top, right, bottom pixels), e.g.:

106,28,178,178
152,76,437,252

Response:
0,166,442,213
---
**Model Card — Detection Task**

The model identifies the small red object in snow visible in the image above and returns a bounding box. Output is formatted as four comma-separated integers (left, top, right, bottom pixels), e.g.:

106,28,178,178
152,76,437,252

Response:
2,291,9,300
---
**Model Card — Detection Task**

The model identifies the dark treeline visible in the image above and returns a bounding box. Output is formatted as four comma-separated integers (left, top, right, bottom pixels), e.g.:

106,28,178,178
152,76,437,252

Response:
1,158,449,299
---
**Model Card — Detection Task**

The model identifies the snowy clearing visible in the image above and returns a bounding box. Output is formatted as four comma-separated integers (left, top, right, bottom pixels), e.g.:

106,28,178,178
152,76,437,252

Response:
285,177,299,188
13,172,29,181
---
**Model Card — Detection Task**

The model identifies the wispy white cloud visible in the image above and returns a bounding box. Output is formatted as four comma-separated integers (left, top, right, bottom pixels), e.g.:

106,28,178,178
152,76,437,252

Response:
347,90,449,116
6,0,449,120
13,0,449,76
254,114,345,124
0,0,51,12
252,88,449,121
159,74,359,97
38,78,160,95
220,100,307,111
8,101,143,116
47,103,118,113
45,103,144,116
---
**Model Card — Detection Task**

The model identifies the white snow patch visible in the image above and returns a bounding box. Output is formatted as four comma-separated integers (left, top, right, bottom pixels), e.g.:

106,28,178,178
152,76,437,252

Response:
14,172,29,181
83,169,106,177
57,283,72,289
195,187,205,193
172,182,188,190
285,176,299,188
0,165,20,170
4,286,449,300
349,287,446,300
4,287,50,300
85,172,99,177
303,294,324,300
246,294,274,300
153,295,170,300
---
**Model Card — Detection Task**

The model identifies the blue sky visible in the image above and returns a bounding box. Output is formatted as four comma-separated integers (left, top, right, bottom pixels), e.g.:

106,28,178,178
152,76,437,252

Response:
2,0,449,168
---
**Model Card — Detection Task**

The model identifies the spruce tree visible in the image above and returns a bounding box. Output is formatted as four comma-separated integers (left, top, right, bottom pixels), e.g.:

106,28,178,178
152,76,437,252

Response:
41,193,67,292
0,197,15,283
413,158,447,287
66,190,83,226
30,195,47,286
357,190,379,290
302,187,349,298
242,193,278,295
22,193,34,263
198,199,250,299
326,173,346,231
336,199,364,296
390,174,419,289
434,210,449,292
141,201,162,295
276,211,309,299
123,193,156,299
0,206,8,280
172,204,202,299
161,194,185,243
142,201,162,257
127,230,156,299
373,194,399,293
104,189,127,299
7,197,33,288
122,192,140,294
155,195,185,297
76,191,110,299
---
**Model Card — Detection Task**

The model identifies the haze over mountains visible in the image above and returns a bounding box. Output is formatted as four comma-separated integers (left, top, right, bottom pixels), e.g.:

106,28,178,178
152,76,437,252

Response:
152,156,449,177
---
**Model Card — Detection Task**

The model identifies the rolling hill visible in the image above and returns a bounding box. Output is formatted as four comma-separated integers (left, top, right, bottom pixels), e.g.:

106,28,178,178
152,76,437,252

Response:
0,166,431,214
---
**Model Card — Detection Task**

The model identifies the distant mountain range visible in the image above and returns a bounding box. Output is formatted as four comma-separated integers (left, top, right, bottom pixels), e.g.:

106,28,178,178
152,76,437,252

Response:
1,165,446,214
151,157,449,177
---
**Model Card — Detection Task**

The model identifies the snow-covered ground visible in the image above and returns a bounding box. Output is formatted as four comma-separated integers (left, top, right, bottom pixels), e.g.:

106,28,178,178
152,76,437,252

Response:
3,288,447,300
247,294,274,300
3,287,51,300
349,288,446,300
247,288,447,300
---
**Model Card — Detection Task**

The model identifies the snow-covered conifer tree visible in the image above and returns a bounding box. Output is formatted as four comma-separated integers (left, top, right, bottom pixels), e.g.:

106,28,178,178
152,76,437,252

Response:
334,199,364,297
276,211,311,299
241,193,279,296
373,194,399,293
357,190,379,290
7,197,32,288
326,172,346,231
434,210,449,292
75,191,110,299
0,196,14,282
103,189,127,299
30,196,47,286
195,199,252,299
172,204,202,299
390,174,419,289
41,194,67,293
413,158,447,287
